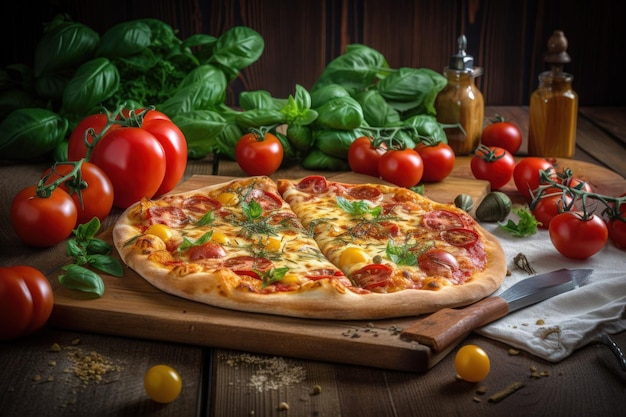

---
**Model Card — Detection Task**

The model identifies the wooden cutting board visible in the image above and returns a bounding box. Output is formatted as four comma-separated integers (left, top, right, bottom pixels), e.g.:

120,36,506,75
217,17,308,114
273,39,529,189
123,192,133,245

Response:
49,172,492,372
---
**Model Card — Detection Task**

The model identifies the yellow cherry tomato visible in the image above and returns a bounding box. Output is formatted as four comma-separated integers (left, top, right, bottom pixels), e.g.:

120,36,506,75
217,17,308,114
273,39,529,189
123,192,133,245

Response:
454,344,490,382
264,237,282,252
339,247,369,268
145,224,174,242
211,231,230,244
216,192,239,206
280,273,301,285
144,364,182,403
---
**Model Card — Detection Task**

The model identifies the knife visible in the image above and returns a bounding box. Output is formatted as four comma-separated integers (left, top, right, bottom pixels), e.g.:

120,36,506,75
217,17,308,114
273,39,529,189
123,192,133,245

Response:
400,268,593,352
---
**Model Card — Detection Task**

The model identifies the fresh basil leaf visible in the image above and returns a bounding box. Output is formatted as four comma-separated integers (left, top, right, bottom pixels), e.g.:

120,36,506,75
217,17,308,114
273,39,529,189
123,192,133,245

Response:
386,240,417,266
66,239,85,258
499,207,539,237
260,267,290,288
74,217,101,242
58,264,105,297
87,254,124,277
242,200,263,220
337,196,381,217
86,238,112,255
194,211,215,226
179,231,214,251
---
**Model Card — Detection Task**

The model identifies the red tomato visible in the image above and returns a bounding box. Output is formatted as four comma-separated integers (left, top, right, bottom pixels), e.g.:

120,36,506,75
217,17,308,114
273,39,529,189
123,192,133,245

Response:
67,113,120,161
415,141,456,182
549,212,608,259
560,176,593,193
235,132,284,176
42,161,114,226
531,188,575,229
91,127,167,209
470,146,515,190
0,266,54,340
608,194,626,249
348,136,386,177
10,186,77,247
141,118,188,196
513,157,556,200
188,242,226,260
480,118,523,154
378,148,424,188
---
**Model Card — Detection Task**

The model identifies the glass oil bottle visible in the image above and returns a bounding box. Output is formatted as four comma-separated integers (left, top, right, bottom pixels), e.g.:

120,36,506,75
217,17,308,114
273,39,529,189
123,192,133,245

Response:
528,30,578,158
435,34,484,155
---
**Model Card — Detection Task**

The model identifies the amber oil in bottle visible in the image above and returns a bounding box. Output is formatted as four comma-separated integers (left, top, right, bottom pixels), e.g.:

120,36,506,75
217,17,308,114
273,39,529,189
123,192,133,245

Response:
528,30,578,158
435,34,484,155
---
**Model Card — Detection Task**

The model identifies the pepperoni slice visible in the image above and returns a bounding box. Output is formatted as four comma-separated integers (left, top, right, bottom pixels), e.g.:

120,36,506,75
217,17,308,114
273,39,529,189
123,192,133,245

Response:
348,185,382,202
188,242,226,260
351,264,393,290
297,176,328,194
183,195,222,216
147,206,188,227
224,256,273,278
246,189,282,210
422,210,464,230
440,228,479,248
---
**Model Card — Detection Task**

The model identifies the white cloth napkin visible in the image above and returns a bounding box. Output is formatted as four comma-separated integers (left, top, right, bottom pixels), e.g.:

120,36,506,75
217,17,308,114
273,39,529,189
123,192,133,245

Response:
475,219,626,362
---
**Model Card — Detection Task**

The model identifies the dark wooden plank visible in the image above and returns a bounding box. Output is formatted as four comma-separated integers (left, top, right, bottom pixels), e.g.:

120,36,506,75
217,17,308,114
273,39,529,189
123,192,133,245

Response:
579,107,626,147
0,327,204,417
209,332,626,417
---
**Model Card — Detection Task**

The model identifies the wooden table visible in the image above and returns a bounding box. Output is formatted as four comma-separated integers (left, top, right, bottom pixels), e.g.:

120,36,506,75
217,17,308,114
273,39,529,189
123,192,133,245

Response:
1,106,625,417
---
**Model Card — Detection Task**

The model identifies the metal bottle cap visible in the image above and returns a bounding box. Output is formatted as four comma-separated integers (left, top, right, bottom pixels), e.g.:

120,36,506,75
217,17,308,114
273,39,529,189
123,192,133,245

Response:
449,34,474,71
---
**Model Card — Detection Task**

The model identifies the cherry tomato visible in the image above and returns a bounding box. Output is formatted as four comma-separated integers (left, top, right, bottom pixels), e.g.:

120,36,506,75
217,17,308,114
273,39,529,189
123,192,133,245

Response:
549,211,608,259
91,127,167,209
67,113,120,161
470,145,515,190
454,344,490,382
480,117,522,154
0,265,54,340
513,157,556,200
348,136,387,177
141,118,188,196
235,131,284,176
10,185,78,247
378,148,424,188
188,242,226,260
415,141,456,182
531,188,575,229
144,364,182,403
560,176,593,193
42,161,114,226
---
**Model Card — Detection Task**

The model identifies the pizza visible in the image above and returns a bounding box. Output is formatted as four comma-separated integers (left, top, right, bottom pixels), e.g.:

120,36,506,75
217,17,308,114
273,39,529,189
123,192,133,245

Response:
112,175,506,320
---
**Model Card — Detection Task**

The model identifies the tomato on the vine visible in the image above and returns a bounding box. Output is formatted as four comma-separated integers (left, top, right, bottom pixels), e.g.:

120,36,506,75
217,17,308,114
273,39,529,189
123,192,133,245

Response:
470,145,515,190
513,157,556,200
235,131,284,176
531,188,575,229
480,116,522,154
348,136,386,177
608,193,626,249
415,141,455,182
549,211,608,259
11,186,77,247
68,113,120,161
91,127,167,209
42,161,114,226
141,117,188,196
0,266,54,340
454,344,490,382
378,148,423,188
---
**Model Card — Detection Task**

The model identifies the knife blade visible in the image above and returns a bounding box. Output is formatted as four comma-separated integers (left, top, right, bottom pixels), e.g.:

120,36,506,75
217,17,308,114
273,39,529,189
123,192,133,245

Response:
400,268,593,352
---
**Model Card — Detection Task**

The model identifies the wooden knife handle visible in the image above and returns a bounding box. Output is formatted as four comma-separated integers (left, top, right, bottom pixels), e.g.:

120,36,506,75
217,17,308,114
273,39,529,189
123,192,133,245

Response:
400,296,510,352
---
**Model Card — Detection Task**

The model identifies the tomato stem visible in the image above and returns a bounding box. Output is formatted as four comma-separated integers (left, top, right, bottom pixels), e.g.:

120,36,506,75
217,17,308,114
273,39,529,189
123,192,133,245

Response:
36,159,85,198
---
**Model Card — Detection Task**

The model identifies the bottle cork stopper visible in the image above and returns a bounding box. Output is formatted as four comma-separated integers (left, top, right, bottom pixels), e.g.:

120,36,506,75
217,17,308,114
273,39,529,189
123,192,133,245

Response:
544,30,570,65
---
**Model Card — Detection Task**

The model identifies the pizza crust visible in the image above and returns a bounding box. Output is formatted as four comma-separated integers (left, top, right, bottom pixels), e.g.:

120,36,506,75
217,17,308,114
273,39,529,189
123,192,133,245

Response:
112,177,507,320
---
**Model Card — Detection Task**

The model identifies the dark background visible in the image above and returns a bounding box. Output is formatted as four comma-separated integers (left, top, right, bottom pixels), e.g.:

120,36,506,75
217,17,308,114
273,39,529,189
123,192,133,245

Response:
2,0,623,107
